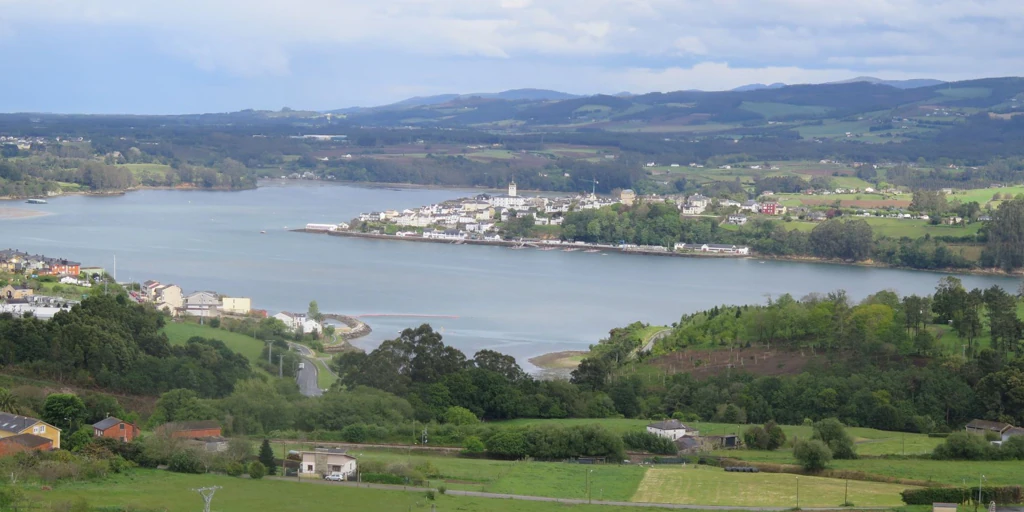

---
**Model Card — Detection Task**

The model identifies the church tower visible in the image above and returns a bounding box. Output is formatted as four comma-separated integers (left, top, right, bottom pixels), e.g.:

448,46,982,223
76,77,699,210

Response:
508,180,517,197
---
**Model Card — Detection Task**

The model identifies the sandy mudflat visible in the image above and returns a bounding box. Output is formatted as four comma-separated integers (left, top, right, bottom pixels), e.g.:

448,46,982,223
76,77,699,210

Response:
0,207,50,220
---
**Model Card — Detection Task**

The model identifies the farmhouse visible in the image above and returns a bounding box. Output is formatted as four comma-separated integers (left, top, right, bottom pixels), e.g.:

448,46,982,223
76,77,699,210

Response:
0,412,61,450
1,285,33,301
965,419,1012,436
646,419,692,441
298,448,358,479
92,417,140,443
0,434,53,456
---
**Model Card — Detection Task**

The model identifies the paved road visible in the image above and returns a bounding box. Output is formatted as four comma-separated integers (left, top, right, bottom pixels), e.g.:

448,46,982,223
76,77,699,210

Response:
289,343,323,397
268,477,888,511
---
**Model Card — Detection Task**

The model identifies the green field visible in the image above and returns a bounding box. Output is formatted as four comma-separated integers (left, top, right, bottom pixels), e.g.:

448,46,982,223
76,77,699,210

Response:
25,470,668,512
740,102,832,119
950,186,1024,205
784,217,983,239
633,466,912,507
315,358,337,389
163,323,277,378
353,449,646,501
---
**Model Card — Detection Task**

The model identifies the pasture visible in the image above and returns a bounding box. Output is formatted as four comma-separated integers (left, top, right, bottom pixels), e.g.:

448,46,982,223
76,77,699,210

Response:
24,470,663,512
632,465,912,507
782,217,983,240
162,322,268,372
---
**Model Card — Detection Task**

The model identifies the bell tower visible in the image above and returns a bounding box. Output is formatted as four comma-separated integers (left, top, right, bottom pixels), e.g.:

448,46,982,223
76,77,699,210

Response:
508,180,517,197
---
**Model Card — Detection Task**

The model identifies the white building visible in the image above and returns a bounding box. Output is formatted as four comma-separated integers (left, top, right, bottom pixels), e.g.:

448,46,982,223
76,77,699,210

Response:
273,312,322,335
221,297,251,315
646,419,693,441
298,449,357,479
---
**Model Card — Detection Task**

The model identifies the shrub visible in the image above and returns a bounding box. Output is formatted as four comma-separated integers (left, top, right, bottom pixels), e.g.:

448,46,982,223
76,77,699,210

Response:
933,432,994,460
443,406,479,426
361,473,405,485
743,426,769,450
342,424,368,443
764,421,786,450
226,462,245,477
425,490,436,501
901,486,1023,505
461,436,485,455
258,440,277,475
486,429,528,459
622,431,678,455
247,461,267,479
437,485,447,495
793,440,832,472
168,450,204,474
209,318,221,328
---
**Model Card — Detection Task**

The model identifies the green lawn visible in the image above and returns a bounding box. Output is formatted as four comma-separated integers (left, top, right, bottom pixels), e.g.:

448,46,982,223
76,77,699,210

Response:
163,322,266,362
632,465,912,507
315,358,336,389
950,185,1024,205
23,470,668,512
352,449,646,501
783,217,983,239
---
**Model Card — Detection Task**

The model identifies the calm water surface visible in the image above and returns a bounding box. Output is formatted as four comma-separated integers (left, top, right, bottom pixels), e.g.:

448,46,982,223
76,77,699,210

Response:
1,182,1019,370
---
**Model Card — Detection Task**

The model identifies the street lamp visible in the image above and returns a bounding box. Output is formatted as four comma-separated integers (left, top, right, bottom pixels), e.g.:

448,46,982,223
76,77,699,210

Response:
976,474,986,512
587,469,594,504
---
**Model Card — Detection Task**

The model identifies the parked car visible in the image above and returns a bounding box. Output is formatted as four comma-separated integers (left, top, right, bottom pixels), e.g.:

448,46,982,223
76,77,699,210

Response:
324,473,343,481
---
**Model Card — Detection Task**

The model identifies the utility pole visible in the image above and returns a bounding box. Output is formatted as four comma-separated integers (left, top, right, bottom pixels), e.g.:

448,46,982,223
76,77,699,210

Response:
279,354,283,378
796,476,800,510
845,479,849,506
192,486,221,512
586,469,591,504
976,474,985,512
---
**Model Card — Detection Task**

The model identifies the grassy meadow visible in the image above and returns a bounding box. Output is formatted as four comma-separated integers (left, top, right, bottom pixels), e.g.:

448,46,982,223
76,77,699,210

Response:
632,465,912,507
162,322,266,363
24,470,676,512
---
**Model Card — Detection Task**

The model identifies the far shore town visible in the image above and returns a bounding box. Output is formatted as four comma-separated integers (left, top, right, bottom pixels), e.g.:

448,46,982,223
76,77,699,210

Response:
303,182,758,255
0,249,336,337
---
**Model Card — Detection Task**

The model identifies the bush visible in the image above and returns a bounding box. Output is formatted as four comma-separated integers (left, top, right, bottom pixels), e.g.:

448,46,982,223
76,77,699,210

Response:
209,318,221,328
933,432,994,460
437,485,447,495
901,486,1023,505
258,439,277,475
226,462,245,477
764,421,786,450
168,450,204,474
247,461,267,479
361,473,405,485
622,431,678,455
461,436,485,455
793,440,832,472
342,424,368,443
743,426,769,450
443,406,479,426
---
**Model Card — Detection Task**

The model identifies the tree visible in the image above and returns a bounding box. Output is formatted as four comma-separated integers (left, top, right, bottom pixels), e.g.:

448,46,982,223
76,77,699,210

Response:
308,301,324,323
793,440,833,471
259,439,277,475
443,406,479,426
764,420,787,450
812,418,856,459
0,388,21,415
743,425,769,450
42,393,87,431
983,198,1024,270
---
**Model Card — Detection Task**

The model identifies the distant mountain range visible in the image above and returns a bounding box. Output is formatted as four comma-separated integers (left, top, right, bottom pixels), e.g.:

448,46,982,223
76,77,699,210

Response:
334,77,948,113
325,76,1024,136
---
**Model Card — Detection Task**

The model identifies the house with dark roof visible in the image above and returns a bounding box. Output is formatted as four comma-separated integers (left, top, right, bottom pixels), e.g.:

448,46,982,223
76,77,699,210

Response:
1001,427,1024,443
646,419,694,441
965,419,1013,436
0,412,60,449
0,433,53,456
92,417,140,443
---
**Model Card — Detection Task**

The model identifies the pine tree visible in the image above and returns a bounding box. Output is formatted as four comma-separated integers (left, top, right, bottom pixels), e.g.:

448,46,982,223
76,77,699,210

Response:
258,439,277,475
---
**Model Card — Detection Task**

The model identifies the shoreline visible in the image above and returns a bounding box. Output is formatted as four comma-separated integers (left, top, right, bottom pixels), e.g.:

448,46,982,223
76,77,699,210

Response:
528,350,588,370
294,228,1024,276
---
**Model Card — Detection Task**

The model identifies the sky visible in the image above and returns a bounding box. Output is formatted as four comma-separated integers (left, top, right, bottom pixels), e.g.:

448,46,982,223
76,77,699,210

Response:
1,0,1023,114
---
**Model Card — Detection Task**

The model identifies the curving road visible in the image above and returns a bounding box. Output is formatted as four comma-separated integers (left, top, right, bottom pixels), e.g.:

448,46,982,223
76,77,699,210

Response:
289,342,323,397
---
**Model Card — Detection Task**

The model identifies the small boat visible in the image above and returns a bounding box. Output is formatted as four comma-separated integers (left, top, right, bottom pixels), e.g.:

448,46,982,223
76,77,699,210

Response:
25,198,47,204
260,231,267,234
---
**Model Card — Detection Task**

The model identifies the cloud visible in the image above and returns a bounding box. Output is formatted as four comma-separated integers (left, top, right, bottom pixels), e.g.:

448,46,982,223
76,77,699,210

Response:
1,0,1022,111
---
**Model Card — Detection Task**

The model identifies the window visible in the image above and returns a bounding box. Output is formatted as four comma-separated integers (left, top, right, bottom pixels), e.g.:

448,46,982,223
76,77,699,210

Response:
307,464,313,472
119,424,125,430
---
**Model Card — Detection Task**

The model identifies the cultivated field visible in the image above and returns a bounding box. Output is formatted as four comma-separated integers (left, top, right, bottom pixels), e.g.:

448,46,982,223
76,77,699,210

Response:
632,466,913,507
26,470,668,512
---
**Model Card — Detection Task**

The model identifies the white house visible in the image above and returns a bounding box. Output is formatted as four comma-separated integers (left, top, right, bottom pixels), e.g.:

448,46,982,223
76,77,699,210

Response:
647,419,692,441
221,297,251,315
273,312,322,335
153,285,183,314
298,449,357,479
726,215,747,225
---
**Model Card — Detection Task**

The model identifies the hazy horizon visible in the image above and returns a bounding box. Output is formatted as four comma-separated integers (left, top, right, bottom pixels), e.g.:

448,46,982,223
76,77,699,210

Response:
2,1,1022,114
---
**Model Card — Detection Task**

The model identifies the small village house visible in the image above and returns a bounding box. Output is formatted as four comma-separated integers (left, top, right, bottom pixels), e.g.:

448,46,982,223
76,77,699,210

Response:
0,412,61,449
92,417,140,443
646,419,694,441
1,285,33,301
298,448,358,479
0,434,53,456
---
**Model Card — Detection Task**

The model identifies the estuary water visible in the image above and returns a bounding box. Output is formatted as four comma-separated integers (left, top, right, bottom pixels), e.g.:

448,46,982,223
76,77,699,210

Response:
1,181,1019,370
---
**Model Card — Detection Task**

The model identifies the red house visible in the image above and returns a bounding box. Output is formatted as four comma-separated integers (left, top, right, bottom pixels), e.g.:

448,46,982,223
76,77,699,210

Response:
92,417,140,443
0,434,53,456
760,202,780,215
159,420,222,439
